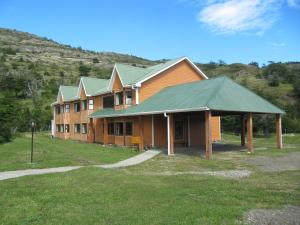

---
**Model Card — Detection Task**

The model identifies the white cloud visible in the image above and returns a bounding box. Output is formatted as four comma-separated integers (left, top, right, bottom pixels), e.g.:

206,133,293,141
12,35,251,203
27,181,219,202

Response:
270,42,286,47
287,0,300,8
197,0,281,34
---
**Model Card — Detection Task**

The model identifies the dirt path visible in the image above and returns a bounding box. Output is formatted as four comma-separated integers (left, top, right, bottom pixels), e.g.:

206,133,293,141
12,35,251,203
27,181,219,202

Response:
248,152,300,172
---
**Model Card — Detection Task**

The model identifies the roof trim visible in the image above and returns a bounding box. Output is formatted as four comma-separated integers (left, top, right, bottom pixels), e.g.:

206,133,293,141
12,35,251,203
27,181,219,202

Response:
76,78,90,98
108,65,125,91
89,107,210,118
135,57,208,86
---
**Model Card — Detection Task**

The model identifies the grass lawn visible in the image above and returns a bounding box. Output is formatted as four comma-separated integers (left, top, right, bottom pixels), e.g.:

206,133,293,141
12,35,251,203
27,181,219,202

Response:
0,133,299,225
0,133,138,172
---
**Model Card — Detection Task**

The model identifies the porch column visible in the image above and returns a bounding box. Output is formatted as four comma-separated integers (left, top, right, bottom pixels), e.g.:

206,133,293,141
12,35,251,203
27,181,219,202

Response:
139,116,144,151
276,114,283,149
103,118,108,145
167,114,174,155
241,114,245,147
205,111,212,160
247,113,253,153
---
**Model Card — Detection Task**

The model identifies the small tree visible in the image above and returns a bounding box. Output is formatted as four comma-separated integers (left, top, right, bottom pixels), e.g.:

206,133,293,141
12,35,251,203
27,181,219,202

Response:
92,58,99,63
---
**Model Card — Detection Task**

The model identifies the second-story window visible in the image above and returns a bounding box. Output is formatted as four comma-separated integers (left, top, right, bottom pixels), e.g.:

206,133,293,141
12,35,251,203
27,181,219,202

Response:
56,105,61,114
115,92,123,106
74,102,80,112
125,91,132,105
88,99,94,110
60,105,64,114
103,95,114,108
65,104,70,113
82,100,87,110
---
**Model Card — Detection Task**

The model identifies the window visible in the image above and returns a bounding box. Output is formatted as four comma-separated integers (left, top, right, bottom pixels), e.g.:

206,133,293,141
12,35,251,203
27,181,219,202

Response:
56,106,61,114
74,124,81,133
103,95,114,108
115,122,123,136
82,100,87,110
125,122,133,136
175,121,184,140
125,91,132,105
65,124,70,133
82,123,87,134
88,99,94,110
115,92,123,106
65,104,70,113
60,105,64,114
108,123,114,135
60,124,64,133
74,102,80,112
56,124,59,132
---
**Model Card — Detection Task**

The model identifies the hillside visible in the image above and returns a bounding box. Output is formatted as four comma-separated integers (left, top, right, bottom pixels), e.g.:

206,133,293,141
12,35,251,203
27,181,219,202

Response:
0,28,299,141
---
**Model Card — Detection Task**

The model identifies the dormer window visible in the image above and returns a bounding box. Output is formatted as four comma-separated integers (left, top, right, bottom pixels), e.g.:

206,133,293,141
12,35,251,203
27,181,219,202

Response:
115,92,123,106
125,91,132,105
60,105,64,114
65,104,70,113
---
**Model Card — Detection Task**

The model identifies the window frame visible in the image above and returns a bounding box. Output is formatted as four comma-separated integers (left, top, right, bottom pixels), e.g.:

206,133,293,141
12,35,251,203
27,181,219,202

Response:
125,91,133,105
88,99,94,110
115,122,124,136
74,102,81,112
74,124,81,133
65,104,70,113
108,122,114,135
82,100,87,110
115,92,123,106
125,121,133,136
81,123,87,134
103,95,114,108
65,124,70,133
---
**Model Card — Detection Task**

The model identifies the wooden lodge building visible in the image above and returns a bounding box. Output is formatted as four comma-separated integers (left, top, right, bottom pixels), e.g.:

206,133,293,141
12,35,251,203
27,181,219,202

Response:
52,57,284,159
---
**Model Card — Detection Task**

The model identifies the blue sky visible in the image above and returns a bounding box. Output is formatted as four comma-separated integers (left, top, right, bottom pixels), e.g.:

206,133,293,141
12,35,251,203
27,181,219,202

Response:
0,0,299,64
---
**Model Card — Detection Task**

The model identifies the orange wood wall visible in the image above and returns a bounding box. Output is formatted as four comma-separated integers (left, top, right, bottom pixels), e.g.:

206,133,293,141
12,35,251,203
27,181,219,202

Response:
139,60,204,102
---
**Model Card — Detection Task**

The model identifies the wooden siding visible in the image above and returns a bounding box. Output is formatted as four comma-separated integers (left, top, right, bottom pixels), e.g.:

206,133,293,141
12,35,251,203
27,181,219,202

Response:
139,60,204,102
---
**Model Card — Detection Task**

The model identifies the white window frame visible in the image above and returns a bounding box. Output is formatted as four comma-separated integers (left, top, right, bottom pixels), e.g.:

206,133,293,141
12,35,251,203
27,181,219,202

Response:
65,104,70,113
88,99,94,110
125,91,132,105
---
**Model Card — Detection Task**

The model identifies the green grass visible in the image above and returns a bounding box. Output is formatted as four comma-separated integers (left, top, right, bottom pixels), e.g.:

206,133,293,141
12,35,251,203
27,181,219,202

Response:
0,133,138,172
0,133,299,225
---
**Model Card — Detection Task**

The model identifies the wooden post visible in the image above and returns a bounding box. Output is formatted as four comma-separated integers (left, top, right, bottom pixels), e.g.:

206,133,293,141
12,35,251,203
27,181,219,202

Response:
205,111,212,160
247,113,253,153
241,114,245,147
103,118,108,145
276,114,283,149
139,116,144,151
88,118,95,143
168,114,174,155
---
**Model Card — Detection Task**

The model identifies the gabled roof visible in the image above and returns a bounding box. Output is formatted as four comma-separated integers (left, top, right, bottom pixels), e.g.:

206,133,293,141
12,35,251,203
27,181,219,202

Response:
59,86,78,101
79,77,110,96
109,56,208,89
90,76,284,118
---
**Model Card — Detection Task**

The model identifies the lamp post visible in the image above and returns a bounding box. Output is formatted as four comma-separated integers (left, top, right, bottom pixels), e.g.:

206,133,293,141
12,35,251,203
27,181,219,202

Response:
31,121,35,163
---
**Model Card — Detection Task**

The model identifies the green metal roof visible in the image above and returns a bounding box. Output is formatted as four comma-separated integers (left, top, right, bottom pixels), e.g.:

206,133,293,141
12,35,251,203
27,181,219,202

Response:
115,57,187,86
81,77,110,96
59,86,78,101
90,76,284,118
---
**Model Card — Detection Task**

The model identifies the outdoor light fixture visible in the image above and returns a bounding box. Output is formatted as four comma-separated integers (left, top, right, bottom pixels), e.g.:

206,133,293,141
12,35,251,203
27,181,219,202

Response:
31,121,35,163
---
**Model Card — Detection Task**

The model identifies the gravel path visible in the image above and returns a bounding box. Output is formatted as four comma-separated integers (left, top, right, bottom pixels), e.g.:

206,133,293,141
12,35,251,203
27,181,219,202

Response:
248,152,300,172
135,169,251,179
0,166,82,181
0,150,161,181
244,205,300,225
95,150,160,169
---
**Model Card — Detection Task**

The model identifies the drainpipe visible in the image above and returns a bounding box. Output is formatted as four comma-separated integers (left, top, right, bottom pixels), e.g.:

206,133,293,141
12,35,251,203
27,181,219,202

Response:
164,112,171,155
